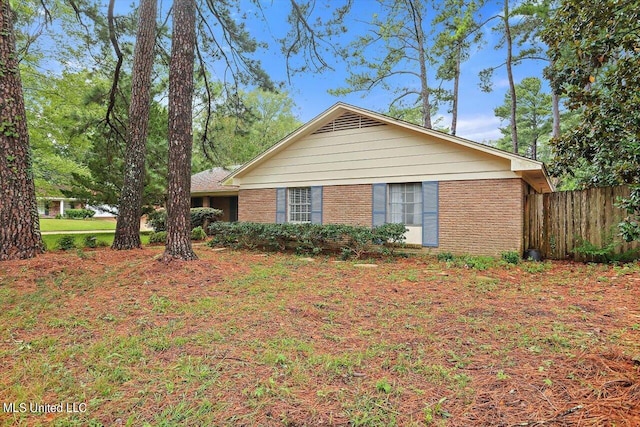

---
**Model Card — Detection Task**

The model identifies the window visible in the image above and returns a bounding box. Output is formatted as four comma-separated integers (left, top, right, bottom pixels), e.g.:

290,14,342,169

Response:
388,183,422,226
288,187,311,223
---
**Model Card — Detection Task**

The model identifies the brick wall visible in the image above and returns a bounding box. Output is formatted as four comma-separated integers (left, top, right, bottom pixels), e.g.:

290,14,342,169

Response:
238,189,276,223
438,178,525,256
238,179,526,256
322,184,372,226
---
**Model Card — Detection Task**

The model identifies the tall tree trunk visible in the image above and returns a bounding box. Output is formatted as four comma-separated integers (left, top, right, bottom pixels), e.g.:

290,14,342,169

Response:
0,1,44,261
407,0,432,129
503,0,518,154
162,0,197,262
551,90,560,138
112,0,157,250
451,43,461,135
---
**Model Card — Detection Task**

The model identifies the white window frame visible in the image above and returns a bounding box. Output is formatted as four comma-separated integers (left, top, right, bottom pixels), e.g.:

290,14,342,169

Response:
288,187,311,223
388,183,422,226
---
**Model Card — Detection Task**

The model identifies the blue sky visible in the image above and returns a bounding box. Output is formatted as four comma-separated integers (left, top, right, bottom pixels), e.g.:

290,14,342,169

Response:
69,0,549,144
241,0,549,143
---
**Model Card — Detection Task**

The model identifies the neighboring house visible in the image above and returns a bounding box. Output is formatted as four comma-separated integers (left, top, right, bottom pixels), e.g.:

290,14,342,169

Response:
197,103,553,255
190,167,239,222
37,197,84,217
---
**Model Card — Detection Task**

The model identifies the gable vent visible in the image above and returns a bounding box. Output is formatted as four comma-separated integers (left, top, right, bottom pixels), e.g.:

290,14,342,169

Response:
312,111,387,134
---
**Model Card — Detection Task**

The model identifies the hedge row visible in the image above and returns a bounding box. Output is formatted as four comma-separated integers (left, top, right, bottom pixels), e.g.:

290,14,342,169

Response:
147,208,223,232
64,208,95,219
207,222,408,258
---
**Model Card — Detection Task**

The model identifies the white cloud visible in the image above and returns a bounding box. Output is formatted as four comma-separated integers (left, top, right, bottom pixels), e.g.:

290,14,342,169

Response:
454,115,503,143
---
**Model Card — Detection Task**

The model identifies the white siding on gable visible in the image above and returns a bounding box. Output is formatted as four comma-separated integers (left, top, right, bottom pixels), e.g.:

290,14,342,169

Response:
234,120,517,189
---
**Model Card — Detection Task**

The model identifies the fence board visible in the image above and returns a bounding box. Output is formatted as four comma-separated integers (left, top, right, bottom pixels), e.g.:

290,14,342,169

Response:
524,185,639,260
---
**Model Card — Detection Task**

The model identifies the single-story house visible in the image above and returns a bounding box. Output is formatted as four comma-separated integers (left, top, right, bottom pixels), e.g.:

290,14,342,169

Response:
194,103,553,255
190,167,239,222
37,197,84,217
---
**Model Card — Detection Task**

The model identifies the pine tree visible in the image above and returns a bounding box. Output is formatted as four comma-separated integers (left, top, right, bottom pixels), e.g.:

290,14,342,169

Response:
0,0,44,261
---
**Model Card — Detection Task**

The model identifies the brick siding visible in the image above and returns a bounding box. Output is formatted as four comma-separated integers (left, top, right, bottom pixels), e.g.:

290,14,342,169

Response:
322,184,372,226
238,189,276,223
238,179,526,256
438,178,524,256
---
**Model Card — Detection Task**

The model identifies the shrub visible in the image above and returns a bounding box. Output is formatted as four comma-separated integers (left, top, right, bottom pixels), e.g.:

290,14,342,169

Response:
437,252,455,262
191,226,207,241
207,222,408,259
190,208,223,229
83,235,97,248
147,208,223,232
65,208,95,219
501,251,520,265
149,231,167,244
57,235,77,251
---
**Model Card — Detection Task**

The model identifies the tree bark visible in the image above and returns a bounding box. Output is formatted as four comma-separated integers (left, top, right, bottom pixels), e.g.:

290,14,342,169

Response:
0,1,44,261
503,0,519,154
551,90,560,139
451,43,461,135
162,0,197,262
112,0,157,250
406,0,432,129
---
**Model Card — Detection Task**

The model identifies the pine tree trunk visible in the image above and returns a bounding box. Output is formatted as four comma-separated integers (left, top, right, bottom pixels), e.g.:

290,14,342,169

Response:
407,0,432,129
112,0,157,250
162,0,197,262
503,0,519,154
451,44,461,136
0,1,44,261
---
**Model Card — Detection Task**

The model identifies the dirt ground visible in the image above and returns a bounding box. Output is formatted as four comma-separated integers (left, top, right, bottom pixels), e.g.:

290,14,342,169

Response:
0,246,639,426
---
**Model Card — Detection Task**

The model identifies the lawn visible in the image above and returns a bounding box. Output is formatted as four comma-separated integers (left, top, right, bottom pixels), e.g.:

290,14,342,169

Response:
41,232,151,251
40,218,117,232
0,248,638,426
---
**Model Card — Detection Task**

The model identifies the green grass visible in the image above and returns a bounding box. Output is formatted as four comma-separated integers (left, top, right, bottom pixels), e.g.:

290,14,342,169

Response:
42,232,151,250
40,218,117,232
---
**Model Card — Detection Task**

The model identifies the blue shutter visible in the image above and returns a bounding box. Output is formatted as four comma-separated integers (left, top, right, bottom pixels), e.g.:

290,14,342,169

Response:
422,181,439,247
372,183,387,227
276,188,286,224
310,186,323,224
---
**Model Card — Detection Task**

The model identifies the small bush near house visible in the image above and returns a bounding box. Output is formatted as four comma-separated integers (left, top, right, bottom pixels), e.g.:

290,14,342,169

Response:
207,222,407,258
147,208,223,232
56,235,77,251
437,252,455,262
83,235,97,248
501,251,521,265
148,231,167,244
191,226,207,241
64,208,96,219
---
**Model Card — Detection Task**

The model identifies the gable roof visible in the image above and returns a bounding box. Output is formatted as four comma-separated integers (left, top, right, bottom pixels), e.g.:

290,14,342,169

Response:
191,167,238,194
223,103,553,193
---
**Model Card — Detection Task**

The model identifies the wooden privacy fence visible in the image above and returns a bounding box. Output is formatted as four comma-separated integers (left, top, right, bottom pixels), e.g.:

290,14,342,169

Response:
524,185,640,260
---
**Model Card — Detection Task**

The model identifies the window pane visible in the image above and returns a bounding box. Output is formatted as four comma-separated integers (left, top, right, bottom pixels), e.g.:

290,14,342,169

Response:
288,187,311,223
388,183,422,226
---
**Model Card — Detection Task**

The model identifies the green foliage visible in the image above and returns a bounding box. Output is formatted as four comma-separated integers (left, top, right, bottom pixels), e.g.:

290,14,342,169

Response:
543,0,640,239
64,209,95,219
207,222,408,259
190,226,207,241
147,208,223,232
494,77,552,161
375,378,392,394
501,251,520,265
56,235,77,251
437,252,455,262
193,88,301,171
571,237,639,264
149,231,167,244
83,235,97,248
